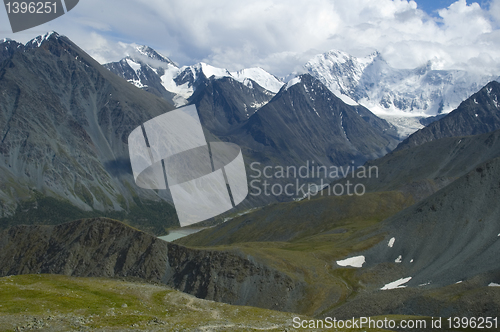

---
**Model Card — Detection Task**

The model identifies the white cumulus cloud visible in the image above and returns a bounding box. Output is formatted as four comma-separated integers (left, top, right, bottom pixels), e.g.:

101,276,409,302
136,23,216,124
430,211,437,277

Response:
0,0,498,77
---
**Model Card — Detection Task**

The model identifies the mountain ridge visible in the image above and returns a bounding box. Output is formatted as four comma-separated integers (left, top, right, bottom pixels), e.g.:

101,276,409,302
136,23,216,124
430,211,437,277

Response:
0,217,308,313
105,49,284,107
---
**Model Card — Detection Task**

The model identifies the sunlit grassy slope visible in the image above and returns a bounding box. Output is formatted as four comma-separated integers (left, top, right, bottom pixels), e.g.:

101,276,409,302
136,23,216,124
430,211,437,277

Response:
0,274,392,332
175,191,414,316
178,191,413,246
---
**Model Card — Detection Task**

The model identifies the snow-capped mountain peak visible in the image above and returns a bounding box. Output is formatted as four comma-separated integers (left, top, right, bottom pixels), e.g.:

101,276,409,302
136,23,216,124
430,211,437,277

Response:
183,63,284,93
305,48,499,137
230,67,284,93
106,48,284,107
26,31,60,48
284,76,301,91
305,50,377,98
196,62,232,79
133,45,176,66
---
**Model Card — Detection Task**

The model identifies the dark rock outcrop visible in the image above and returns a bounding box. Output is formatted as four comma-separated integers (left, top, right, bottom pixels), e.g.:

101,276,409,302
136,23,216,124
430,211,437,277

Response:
0,218,306,313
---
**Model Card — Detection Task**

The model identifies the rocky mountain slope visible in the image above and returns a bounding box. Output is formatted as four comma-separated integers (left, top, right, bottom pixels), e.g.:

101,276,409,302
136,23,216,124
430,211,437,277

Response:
362,155,500,288
325,128,500,202
230,74,398,168
188,75,275,136
0,32,179,233
322,155,500,319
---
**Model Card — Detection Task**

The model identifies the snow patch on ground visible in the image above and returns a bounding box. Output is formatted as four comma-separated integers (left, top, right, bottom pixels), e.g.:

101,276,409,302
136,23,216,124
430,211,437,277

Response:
489,283,500,287
336,255,365,268
388,237,395,248
381,277,412,290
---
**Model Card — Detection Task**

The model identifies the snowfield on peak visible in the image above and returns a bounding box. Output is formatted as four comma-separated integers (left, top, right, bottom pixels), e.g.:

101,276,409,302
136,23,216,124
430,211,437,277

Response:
305,49,499,137
27,31,59,48
284,76,301,90
125,58,141,72
198,62,232,79
231,68,284,93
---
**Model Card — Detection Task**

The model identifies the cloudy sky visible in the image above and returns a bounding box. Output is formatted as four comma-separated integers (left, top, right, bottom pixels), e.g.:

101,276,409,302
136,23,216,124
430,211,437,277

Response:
1,0,499,77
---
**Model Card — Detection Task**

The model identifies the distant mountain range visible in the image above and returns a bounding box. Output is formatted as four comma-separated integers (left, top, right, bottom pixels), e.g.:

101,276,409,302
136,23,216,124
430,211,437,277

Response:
106,43,400,176
305,50,499,116
227,74,398,168
106,45,499,138
0,32,400,229
104,50,283,108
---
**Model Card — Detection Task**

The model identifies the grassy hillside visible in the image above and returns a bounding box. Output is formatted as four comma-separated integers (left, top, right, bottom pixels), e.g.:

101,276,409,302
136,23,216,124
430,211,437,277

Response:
0,274,392,332
178,191,413,246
